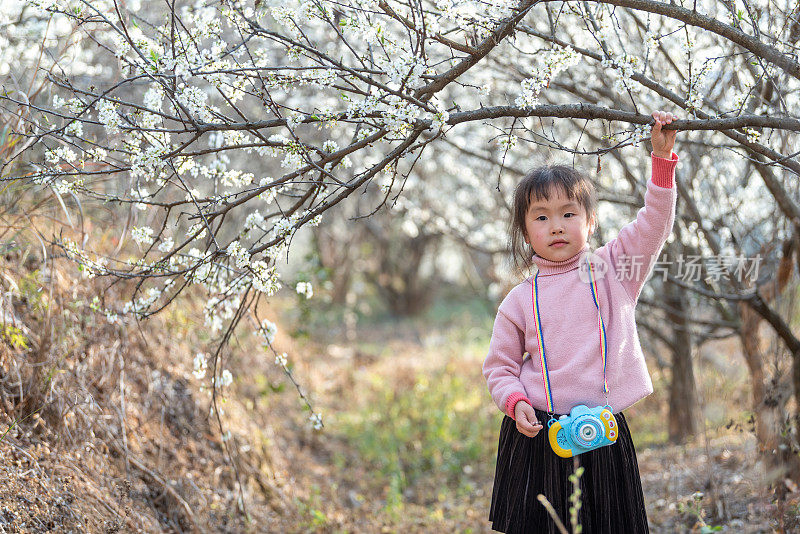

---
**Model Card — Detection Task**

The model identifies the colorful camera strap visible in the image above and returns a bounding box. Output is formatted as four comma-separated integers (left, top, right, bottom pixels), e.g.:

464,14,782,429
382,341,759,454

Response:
532,253,609,414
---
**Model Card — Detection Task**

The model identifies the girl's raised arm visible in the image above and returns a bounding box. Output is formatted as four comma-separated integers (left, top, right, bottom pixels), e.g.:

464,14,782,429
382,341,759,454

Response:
604,111,679,303
605,152,678,303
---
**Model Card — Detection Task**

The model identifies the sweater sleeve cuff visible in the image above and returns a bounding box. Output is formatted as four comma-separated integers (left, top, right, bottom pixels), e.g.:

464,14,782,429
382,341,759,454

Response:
505,391,532,420
651,151,678,188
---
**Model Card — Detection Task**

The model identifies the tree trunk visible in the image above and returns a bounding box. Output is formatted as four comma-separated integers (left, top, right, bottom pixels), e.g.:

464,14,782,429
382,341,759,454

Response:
739,238,800,487
664,278,698,443
370,232,440,317
312,223,356,306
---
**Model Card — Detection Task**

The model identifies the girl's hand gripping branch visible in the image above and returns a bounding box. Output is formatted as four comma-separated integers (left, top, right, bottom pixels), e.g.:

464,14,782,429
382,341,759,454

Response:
650,109,677,159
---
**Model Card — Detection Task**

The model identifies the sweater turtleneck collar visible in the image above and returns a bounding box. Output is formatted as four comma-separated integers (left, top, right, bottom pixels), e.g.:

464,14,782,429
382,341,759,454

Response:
531,243,591,276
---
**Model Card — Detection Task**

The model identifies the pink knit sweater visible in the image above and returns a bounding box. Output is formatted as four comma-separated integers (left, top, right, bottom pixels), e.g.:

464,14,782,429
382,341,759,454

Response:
482,151,679,419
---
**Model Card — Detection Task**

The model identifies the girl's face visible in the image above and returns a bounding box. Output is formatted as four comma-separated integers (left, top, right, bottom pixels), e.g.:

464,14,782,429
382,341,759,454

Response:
524,186,595,262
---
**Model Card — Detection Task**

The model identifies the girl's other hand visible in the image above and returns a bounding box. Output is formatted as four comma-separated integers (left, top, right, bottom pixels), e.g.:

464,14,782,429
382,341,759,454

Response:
650,109,677,159
514,401,544,437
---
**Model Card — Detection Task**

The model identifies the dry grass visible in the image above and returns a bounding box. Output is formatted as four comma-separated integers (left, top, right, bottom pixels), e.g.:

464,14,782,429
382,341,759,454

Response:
0,232,308,532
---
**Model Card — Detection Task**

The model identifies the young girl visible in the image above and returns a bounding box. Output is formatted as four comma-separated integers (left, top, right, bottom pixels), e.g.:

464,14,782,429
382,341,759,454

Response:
482,110,679,533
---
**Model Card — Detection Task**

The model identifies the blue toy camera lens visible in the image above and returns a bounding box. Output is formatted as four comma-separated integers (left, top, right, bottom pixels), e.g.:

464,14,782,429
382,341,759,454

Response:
580,423,596,441
571,414,604,448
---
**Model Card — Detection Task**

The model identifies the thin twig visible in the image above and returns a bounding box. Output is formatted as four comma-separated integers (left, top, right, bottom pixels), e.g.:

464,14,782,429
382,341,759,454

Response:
537,494,570,534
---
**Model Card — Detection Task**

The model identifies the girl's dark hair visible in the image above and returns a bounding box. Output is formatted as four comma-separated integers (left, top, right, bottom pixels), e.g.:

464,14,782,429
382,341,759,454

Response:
509,165,598,278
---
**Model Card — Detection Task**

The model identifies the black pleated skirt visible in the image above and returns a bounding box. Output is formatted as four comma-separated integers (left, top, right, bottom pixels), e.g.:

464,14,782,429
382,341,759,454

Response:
488,407,649,533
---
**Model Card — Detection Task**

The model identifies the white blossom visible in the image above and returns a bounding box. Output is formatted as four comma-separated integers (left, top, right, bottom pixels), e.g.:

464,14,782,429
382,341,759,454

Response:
226,240,251,269
630,124,650,148
96,99,121,134
515,46,580,109
296,281,313,299
261,319,278,344
143,84,164,112
244,210,264,234
44,146,77,164
64,120,83,137
158,236,174,252
497,135,517,151
309,412,323,430
251,260,282,295
600,53,641,94
131,226,154,245
219,369,233,387
193,352,208,379
645,31,660,54
110,33,130,58
53,178,83,194
176,83,213,122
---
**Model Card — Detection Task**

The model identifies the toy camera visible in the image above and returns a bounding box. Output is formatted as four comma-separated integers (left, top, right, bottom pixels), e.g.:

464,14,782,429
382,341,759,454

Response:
547,405,618,458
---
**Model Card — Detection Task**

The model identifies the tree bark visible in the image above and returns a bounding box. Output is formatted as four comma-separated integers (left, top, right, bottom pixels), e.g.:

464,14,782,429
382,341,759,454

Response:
312,223,355,306
361,221,442,317
738,238,800,486
664,273,699,443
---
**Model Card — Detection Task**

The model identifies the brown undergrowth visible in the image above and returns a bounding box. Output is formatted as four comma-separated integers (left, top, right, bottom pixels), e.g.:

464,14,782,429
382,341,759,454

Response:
0,238,318,532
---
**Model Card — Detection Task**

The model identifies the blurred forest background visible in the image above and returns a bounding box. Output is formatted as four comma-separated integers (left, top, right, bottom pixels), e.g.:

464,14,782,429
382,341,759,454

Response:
1,0,800,532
